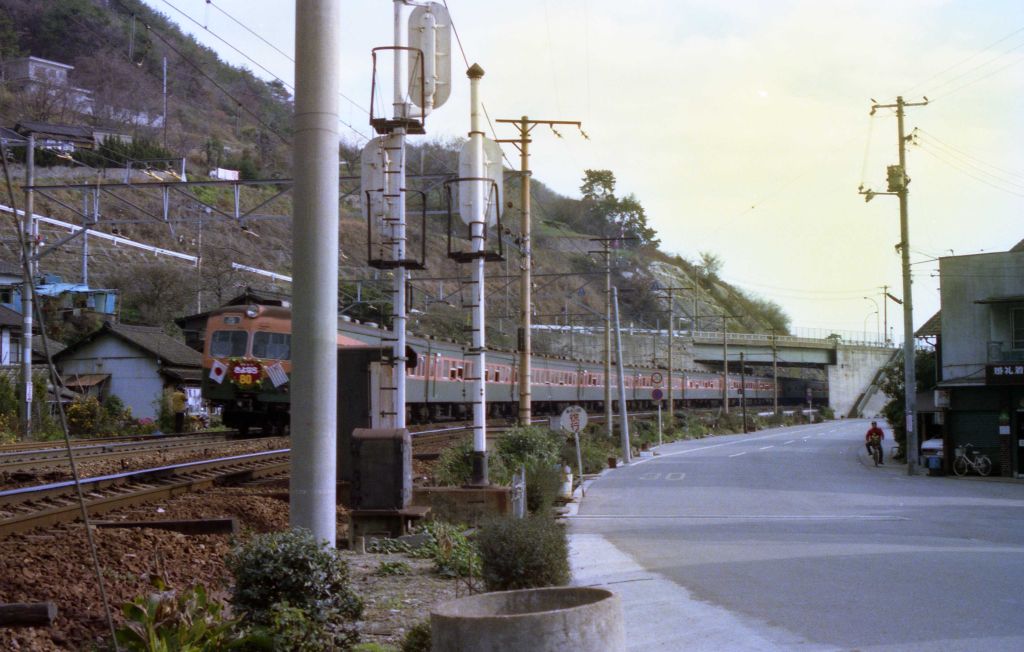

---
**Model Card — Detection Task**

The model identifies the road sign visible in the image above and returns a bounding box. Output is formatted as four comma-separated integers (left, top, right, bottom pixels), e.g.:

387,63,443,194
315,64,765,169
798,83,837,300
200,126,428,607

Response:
559,405,588,434
651,372,663,386
651,388,664,401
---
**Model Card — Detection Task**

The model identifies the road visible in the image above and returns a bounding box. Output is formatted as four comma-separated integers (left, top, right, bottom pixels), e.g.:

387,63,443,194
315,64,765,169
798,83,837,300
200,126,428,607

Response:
568,418,1024,651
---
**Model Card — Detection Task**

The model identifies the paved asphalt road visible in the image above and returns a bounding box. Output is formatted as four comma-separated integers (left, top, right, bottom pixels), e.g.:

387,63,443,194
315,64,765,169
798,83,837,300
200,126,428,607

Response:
569,418,1024,651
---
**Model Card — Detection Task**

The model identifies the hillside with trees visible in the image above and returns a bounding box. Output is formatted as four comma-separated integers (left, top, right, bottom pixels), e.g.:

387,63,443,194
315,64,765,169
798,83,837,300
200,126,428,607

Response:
0,0,790,347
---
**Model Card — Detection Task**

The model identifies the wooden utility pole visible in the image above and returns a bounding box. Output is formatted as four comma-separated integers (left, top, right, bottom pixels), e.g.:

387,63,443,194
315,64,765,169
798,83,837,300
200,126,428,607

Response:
864,95,927,475
496,116,583,426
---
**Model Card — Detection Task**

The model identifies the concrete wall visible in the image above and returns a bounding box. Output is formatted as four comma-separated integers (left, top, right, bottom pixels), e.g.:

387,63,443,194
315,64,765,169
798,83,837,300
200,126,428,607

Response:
827,345,895,417
940,251,1024,383
57,337,164,419
533,328,696,369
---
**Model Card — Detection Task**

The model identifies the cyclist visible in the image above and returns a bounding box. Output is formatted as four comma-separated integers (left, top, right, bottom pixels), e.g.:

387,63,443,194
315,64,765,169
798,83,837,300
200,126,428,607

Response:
865,421,885,466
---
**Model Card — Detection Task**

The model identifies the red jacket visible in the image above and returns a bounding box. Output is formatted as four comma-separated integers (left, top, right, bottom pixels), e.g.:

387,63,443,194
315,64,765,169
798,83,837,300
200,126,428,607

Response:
866,426,884,443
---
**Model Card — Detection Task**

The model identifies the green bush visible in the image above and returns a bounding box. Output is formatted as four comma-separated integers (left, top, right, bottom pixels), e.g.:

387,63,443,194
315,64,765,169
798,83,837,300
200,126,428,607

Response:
377,560,411,576
410,521,480,578
434,437,507,487
401,620,431,652
226,529,362,649
250,602,358,652
495,426,561,471
476,516,570,591
525,461,564,514
115,579,263,651
564,431,615,475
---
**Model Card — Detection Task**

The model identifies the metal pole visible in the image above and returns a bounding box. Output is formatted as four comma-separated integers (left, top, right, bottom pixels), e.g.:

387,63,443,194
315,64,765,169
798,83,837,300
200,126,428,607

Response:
740,351,747,432
162,56,168,149
612,287,630,463
881,285,889,345
467,64,488,485
667,298,674,425
772,330,779,416
722,317,729,414
21,134,34,439
896,96,918,475
518,116,532,426
604,243,613,435
290,0,340,545
390,0,409,430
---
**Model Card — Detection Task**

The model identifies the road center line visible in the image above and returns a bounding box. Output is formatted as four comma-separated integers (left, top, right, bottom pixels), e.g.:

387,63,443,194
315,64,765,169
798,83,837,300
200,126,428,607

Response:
728,452,747,458
760,445,774,450
784,440,795,444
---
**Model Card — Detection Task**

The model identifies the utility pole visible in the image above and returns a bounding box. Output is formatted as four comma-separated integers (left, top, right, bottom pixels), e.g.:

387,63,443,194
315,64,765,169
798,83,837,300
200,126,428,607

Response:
880,285,889,345
495,116,583,426
21,134,34,439
863,95,928,476
588,236,634,435
162,56,168,149
291,0,340,545
656,285,693,426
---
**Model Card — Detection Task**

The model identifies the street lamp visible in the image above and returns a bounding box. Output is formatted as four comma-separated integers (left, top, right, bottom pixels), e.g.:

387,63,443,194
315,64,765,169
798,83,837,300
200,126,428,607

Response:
864,310,879,342
863,297,881,342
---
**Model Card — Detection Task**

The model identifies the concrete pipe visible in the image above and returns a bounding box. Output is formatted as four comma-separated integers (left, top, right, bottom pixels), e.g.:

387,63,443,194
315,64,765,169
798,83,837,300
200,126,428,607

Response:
431,586,624,652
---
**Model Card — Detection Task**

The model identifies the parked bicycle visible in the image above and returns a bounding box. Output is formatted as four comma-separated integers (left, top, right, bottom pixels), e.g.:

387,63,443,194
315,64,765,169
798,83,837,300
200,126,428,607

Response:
953,444,992,477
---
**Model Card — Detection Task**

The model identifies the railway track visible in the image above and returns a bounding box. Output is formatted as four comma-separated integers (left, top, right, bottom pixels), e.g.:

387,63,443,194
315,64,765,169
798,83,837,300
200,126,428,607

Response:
0,432,266,475
0,449,290,539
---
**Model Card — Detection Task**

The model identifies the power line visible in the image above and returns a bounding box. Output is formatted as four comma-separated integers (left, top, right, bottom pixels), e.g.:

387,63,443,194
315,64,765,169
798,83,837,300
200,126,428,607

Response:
904,24,1024,95
915,143,1024,198
914,128,1024,181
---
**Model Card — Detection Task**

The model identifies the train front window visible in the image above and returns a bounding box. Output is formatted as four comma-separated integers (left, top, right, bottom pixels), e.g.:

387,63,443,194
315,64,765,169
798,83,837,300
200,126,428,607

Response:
211,330,248,357
253,332,291,360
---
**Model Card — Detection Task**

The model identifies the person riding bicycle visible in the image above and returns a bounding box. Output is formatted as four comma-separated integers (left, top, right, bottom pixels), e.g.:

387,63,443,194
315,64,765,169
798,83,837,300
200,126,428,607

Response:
865,421,885,466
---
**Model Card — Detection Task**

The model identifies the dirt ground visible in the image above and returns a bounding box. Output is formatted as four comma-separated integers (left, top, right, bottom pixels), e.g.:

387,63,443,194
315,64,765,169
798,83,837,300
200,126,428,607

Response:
0,481,460,651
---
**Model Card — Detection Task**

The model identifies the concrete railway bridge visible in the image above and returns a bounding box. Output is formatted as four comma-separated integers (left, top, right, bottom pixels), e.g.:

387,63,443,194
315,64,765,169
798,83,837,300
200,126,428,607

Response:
532,326,898,418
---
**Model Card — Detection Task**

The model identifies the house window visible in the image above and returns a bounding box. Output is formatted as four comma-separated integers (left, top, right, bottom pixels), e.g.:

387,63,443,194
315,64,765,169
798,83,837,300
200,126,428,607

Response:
0,288,11,304
1013,308,1024,350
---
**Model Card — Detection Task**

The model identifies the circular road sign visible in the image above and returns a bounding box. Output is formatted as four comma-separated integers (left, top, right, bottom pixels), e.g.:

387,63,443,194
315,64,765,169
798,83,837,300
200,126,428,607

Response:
651,372,663,386
559,405,588,434
651,388,664,401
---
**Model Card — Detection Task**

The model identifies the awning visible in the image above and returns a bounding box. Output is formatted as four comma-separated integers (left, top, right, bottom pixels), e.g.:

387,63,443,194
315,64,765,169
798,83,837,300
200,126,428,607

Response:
63,373,110,389
974,295,1024,305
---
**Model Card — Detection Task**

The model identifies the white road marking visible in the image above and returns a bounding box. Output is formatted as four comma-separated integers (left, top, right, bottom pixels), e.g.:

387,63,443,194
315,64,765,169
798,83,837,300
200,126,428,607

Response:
784,440,795,444
729,452,747,458
759,445,774,450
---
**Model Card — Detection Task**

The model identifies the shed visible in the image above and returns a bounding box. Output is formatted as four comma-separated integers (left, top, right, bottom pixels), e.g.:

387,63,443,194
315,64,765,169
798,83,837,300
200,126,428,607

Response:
54,322,201,419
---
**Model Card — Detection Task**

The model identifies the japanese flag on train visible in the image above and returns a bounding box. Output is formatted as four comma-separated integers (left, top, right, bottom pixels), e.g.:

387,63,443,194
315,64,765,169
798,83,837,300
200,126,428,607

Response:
209,359,228,384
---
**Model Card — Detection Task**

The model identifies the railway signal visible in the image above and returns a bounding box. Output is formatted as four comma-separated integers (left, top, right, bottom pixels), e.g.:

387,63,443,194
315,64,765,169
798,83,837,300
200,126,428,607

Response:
362,1,452,431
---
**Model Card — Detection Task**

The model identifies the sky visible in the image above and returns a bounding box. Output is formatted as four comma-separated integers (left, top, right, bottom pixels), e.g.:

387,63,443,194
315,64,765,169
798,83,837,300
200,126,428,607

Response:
141,0,1024,341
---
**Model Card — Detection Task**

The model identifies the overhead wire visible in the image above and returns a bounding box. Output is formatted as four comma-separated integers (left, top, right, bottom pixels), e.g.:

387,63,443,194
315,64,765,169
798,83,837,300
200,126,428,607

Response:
914,128,1024,182
904,24,1024,95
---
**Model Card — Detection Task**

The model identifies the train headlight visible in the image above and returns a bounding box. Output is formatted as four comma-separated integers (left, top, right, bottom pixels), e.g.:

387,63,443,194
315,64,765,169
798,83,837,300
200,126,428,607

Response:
245,306,258,318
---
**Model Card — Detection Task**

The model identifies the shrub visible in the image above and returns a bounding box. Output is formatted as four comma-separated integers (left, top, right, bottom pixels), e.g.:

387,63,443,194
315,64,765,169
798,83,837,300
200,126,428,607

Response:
115,579,262,651
564,431,615,475
476,516,569,591
376,560,411,576
401,620,431,652
251,602,358,652
227,529,362,649
434,437,507,487
66,395,104,436
524,461,564,514
495,426,561,471
410,521,480,578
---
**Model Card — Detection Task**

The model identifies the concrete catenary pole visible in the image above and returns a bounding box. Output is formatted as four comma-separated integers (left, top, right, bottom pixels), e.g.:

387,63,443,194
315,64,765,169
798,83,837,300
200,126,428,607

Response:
21,134,34,438
467,64,488,485
516,117,531,427
771,329,779,416
612,287,630,463
604,242,613,434
721,316,729,414
291,0,340,545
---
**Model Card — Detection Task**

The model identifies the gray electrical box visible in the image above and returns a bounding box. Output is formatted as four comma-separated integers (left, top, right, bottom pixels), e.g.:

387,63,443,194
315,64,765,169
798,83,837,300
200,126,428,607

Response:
350,428,412,510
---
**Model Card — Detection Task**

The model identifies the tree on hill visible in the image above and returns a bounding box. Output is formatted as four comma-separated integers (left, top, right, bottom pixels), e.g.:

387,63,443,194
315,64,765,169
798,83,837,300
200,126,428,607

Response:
579,169,659,247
